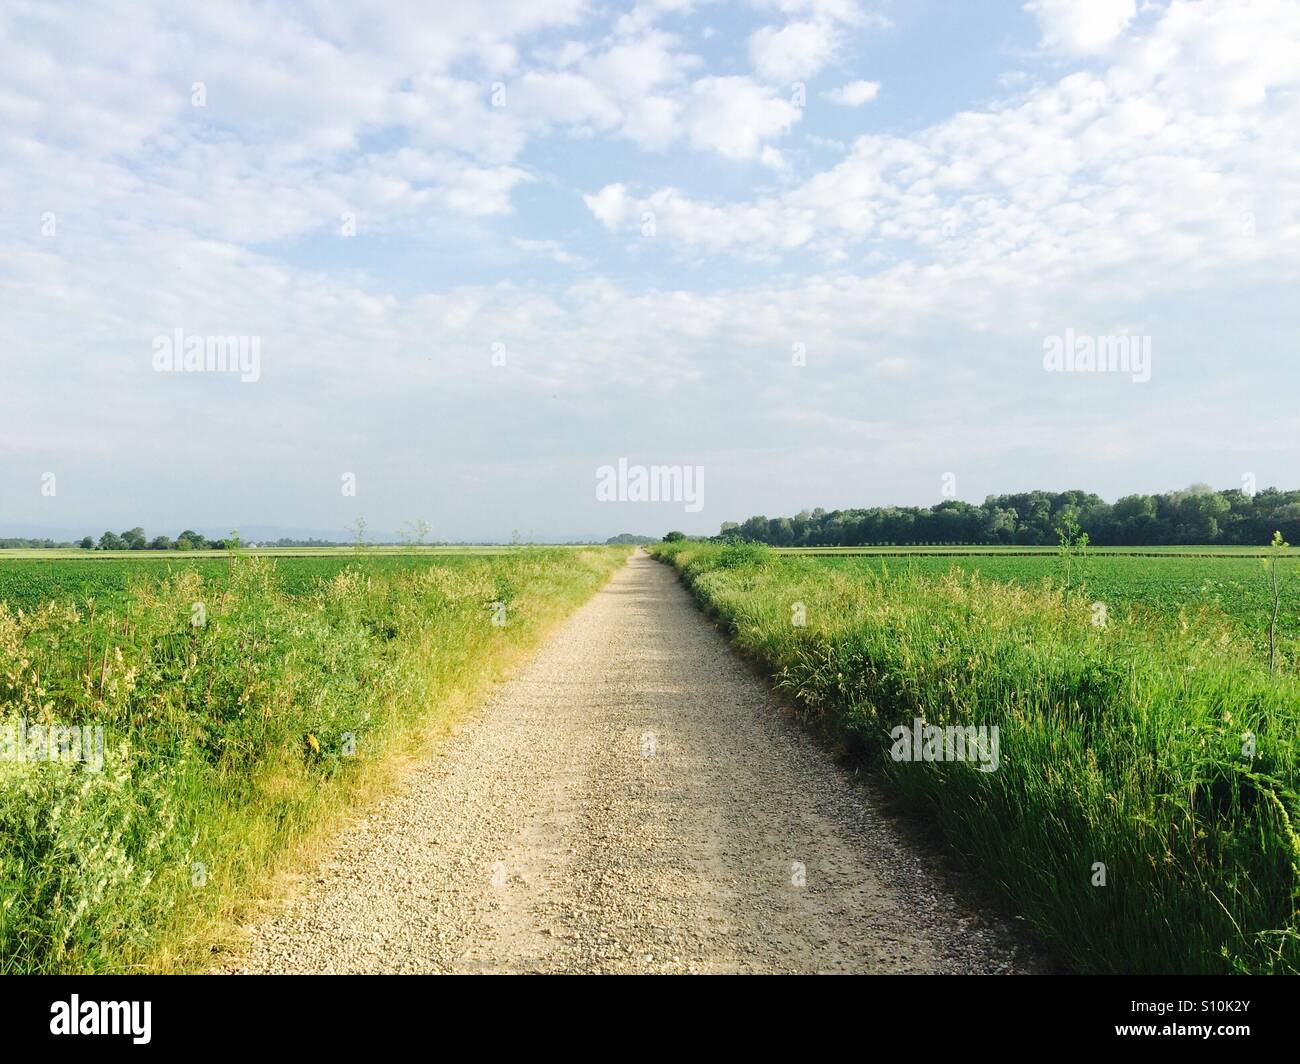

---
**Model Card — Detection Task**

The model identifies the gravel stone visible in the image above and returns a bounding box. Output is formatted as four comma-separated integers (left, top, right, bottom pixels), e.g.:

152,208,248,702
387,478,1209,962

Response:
229,550,1043,974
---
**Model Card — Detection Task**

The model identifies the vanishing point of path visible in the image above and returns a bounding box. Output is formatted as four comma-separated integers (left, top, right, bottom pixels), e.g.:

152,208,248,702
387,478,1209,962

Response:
234,550,1041,974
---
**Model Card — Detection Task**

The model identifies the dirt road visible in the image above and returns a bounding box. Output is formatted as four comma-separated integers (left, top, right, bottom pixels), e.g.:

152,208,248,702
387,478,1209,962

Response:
236,550,1039,973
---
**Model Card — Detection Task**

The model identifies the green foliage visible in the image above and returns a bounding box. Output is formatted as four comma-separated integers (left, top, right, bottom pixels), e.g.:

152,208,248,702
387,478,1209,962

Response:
710,540,773,571
1055,514,1090,601
792,552,1296,664
653,541,1300,974
717,484,1300,548
0,555,487,612
0,547,627,972
1267,531,1291,674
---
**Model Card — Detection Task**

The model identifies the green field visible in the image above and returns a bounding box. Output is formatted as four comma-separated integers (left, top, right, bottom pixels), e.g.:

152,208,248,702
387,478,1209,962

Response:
0,546,542,559
0,549,526,612
776,544,1274,556
7,542,1297,973
652,539,1300,974
805,551,1293,651
4,544,1283,623
0,546,629,973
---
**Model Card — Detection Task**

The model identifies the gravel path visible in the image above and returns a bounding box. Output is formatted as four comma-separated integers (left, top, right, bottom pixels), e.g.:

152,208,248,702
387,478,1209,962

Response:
233,550,1042,974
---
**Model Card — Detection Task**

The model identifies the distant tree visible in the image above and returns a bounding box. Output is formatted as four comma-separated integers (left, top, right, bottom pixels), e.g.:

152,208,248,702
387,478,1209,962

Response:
149,535,173,550
739,515,769,542
120,527,147,550
79,536,94,550
981,507,1018,544
767,517,795,546
1110,494,1157,545
176,530,206,550
1171,486,1231,543
662,531,686,542
98,531,125,551
1275,503,1300,542
401,519,432,546
709,485,1300,548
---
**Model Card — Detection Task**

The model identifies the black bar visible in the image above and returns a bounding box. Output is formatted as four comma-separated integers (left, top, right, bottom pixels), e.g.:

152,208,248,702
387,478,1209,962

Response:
5,975,1290,1051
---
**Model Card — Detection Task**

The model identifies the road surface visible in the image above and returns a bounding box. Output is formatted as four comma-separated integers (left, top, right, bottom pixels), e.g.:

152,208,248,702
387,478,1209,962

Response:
234,550,1040,973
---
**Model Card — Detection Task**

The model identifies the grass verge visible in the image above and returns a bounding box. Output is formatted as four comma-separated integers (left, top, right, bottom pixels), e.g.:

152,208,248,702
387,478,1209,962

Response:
0,546,629,973
650,540,1300,974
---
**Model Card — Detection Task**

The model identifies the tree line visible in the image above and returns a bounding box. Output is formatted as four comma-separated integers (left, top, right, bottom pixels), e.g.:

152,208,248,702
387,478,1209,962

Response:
73,531,361,550
0,532,230,550
717,485,1300,547
87,528,230,551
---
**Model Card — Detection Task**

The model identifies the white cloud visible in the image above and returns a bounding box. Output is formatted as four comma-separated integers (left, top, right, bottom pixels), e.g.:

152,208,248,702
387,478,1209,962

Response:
1025,0,1136,55
582,184,816,256
614,0,699,35
824,79,880,105
584,31,695,97
4,0,1300,537
584,183,632,229
621,94,684,150
510,69,624,130
749,19,839,83
595,0,1300,289
756,0,875,26
746,0,891,84
684,76,801,160
513,237,587,266
470,30,703,154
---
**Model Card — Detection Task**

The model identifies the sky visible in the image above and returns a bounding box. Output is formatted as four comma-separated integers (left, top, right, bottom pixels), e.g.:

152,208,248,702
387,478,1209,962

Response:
1,0,1298,541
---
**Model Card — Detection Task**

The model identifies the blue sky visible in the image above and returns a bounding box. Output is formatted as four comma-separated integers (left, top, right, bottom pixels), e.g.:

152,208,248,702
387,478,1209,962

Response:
2,0,1298,541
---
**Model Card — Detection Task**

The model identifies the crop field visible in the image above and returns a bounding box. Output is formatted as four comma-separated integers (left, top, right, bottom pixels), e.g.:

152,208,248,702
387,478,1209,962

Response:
0,549,530,613
651,539,1300,974
802,551,1293,647
777,544,1275,555
0,546,629,973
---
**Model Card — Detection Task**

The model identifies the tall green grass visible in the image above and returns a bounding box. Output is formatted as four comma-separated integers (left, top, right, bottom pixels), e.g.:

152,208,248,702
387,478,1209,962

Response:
652,540,1300,974
0,547,627,973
